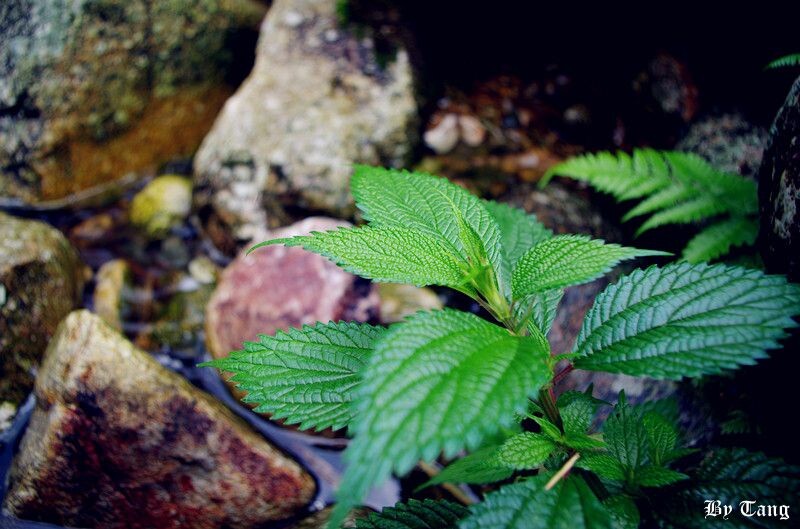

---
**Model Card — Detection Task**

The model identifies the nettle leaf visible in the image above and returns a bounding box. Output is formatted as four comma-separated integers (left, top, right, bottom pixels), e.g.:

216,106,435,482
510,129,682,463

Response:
642,410,679,466
497,432,557,470
356,499,468,529
634,465,688,487
202,321,382,431
256,226,470,290
511,235,665,300
578,453,626,482
512,288,564,336
419,446,513,489
603,394,648,475
329,309,552,528
558,390,606,437
573,262,800,379
603,495,640,529
483,200,552,269
351,166,506,292
459,474,612,529
651,448,800,528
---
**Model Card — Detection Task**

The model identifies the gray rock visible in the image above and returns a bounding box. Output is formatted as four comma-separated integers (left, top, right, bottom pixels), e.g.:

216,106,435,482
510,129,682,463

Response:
0,0,265,204
677,113,768,178
759,76,800,281
194,0,418,241
0,212,84,406
3,310,316,528
92,258,131,331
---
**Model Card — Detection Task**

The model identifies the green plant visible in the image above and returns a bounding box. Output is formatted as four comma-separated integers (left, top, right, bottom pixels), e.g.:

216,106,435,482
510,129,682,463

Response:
766,53,800,69
204,166,800,529
541,149,758,263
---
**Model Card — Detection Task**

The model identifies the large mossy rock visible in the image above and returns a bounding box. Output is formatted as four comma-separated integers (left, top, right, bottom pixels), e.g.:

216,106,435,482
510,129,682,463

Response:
0,0,265,204
3,310,315,528
0,212,84,406
759,76,800,281
194,0,419,241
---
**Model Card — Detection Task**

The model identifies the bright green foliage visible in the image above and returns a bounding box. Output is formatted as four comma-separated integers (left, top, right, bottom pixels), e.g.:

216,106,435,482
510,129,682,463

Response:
683,216,758,263
356,499,468,529
212,166,800,529
766,53,800,69
419,446,513,489
542,149,758,262
200,322,382,431
573,262,800,379
351,166,506,294
459,475,612,529
652,448,800,528
482,200,552,271
330,309,551,528
511,235,666,299
255,227,470,290
497,433,557,470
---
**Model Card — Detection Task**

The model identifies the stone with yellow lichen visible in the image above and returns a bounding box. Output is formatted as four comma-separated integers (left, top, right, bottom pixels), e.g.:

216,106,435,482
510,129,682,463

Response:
129,175,193,238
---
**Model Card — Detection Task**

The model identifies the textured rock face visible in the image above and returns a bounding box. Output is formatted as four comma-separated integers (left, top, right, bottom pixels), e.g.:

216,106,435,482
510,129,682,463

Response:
0,213,85,406
0,0,264,203
206,217,380,361
759,76,800,281
678,113,767,178
3,310,315,528
194,0,419,241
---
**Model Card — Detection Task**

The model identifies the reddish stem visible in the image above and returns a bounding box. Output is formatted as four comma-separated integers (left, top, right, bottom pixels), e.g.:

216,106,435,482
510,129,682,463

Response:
553,364,575,385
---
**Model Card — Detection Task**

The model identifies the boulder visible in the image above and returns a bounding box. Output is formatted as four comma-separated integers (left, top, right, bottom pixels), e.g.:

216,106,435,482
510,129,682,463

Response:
206,217,380,364
194,0,419,241
3,310,315,528
677,113,767,179
0,212,85,407
759,76,800,281
0,0,265,204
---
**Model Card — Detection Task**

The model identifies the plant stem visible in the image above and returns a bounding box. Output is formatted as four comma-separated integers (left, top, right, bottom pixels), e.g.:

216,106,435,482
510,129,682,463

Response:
538,387,562,429
545,453,580,490
553,364,574,385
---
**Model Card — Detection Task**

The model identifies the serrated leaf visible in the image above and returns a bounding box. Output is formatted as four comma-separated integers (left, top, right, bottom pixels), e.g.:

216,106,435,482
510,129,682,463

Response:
459,475,612,529
573,262,800,379
351,166,507,292
512,289,564,336
511,235,666,300
201,321,382,431
603,495,640,529
563,433,606,451
532,416,563,441
766,53,800,69
483,199,553,269
643,411,679,466
419,446,513,489
578,453,626,482
261,226,470,290
603,394,648,474
682,217,758,263
558,390,606,437
634,465,688,487
329,309,552,528
356,499,468,529
497,432,556,470
651,448,800,528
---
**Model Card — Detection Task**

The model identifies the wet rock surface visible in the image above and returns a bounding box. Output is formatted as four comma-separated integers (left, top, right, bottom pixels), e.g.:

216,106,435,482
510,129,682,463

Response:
0,212,85,407
206,217,380,362
3,310,316,529
194,0,419,240
759,76,800,281
0,0,264,204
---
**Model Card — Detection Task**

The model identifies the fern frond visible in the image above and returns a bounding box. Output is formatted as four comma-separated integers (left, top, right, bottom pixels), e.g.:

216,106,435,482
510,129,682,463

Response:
543,149,759,261
766,53,800,69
